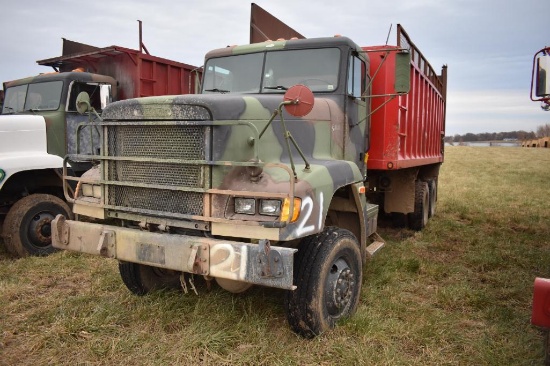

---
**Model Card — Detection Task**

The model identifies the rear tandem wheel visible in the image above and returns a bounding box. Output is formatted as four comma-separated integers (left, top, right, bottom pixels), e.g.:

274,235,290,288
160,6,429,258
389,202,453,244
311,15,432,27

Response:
408,180,429,231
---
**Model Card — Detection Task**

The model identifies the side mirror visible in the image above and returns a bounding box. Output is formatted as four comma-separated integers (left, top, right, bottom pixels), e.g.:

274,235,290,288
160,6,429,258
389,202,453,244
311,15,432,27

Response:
99,84,112,110
534,53,550,99
394,51,411,94
283,84,314,117
76,92,91,114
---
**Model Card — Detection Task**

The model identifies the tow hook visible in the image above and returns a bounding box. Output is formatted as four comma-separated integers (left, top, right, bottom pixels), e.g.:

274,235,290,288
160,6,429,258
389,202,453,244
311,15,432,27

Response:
257,239,284,278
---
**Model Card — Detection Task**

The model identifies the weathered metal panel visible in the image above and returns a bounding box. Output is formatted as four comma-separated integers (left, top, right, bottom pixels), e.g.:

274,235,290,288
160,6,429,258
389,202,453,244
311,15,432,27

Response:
52,215,297,290
250,3,305,43
37,43,200,100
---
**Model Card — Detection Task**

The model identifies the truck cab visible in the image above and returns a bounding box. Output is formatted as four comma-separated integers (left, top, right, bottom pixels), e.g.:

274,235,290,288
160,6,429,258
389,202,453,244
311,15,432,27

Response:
201,36,370,175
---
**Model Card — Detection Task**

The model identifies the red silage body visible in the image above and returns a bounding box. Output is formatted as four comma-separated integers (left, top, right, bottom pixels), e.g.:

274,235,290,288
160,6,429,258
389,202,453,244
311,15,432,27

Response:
38,44,200,101
364,45,446,171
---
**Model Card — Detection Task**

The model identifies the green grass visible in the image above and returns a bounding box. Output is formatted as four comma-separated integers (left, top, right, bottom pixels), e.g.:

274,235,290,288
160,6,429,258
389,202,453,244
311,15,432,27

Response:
1,146,550,365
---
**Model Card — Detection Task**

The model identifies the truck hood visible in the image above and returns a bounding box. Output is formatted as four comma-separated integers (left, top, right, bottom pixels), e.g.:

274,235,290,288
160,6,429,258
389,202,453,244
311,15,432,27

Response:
0,115,48,154
101,93,334,122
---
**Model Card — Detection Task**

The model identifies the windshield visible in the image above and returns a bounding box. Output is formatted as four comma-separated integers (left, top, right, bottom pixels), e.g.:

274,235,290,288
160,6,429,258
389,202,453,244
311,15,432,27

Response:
203,53,263,94
202,48,340,94
2,81,63,114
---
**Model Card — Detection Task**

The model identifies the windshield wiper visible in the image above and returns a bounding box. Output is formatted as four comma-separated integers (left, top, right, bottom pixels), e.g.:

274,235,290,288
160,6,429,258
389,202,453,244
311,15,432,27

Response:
204,88,230,94
263,85,288,91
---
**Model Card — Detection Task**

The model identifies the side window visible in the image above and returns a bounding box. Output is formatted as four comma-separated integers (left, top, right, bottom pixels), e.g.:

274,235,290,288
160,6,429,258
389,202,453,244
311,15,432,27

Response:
68,82,105,112
347,55,365,98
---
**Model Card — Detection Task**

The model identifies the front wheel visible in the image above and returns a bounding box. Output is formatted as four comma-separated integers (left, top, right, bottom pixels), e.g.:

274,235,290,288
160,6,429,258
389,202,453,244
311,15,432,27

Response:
118,262,182,295
284,227,363,338
2,194,72,257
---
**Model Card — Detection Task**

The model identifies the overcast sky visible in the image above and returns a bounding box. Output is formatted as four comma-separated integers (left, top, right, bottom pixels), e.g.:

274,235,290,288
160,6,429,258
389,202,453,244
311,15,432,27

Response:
1,0,548,135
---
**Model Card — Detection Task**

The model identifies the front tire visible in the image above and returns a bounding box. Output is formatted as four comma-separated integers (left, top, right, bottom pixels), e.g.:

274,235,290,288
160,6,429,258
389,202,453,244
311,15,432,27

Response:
285,227,363,338
118,262,182,295
2,194,72,257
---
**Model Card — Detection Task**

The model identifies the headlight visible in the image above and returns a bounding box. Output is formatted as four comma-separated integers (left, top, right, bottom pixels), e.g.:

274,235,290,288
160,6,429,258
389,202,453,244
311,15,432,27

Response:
234,197,300,221
81,183,102,199
259,199,281,216
234,197,256,215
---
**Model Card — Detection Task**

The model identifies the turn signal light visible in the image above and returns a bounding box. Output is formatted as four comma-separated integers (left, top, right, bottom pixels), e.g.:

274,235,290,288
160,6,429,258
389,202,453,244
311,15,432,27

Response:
280,198,301,223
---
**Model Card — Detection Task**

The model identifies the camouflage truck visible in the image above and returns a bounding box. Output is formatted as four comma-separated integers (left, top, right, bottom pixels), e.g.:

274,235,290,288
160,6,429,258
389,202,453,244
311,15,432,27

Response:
0,37,199,257
51,27,446,337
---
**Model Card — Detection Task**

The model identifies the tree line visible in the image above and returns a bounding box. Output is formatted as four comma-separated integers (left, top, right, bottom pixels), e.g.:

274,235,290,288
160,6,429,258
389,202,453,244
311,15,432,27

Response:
445,123,550,143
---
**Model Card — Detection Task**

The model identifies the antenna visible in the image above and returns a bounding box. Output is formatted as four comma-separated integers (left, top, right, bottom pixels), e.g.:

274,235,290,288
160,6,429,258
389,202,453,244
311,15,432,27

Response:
385,24,393,45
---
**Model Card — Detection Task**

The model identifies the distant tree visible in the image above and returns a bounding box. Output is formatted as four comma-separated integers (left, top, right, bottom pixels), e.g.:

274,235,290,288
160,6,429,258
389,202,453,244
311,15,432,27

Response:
448,130,536,142
536,123,550,138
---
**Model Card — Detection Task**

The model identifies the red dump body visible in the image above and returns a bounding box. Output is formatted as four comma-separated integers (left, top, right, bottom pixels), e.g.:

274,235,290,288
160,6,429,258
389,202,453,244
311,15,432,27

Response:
37,42,200,101
364,29,447,171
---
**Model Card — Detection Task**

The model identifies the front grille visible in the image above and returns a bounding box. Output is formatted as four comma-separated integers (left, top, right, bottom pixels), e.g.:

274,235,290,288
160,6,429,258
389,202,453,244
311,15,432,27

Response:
105,123,208,217
108,186,204,216
108,161,203,187
108,125,206,159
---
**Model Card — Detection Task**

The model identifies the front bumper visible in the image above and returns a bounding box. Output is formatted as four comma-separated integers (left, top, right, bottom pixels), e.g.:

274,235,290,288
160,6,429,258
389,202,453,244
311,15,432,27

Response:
52,215,296,290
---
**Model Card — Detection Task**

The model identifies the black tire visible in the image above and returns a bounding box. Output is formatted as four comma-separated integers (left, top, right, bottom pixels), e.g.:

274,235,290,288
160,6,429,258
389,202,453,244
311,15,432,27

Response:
118,261,182,295
2,194,72,257
409,180,429,231
428,179,438,218
284,227,363,338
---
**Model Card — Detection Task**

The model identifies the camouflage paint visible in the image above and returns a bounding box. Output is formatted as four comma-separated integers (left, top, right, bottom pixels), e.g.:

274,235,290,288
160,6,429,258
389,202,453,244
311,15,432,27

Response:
93,82,366,241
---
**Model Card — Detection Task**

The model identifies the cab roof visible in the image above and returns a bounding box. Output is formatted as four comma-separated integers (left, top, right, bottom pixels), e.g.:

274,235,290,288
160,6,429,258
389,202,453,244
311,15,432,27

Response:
4,72,116,89
205,36,365,60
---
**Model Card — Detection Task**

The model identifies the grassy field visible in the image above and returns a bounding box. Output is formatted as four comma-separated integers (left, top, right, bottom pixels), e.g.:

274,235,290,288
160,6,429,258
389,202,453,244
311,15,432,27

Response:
1,146,550,365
